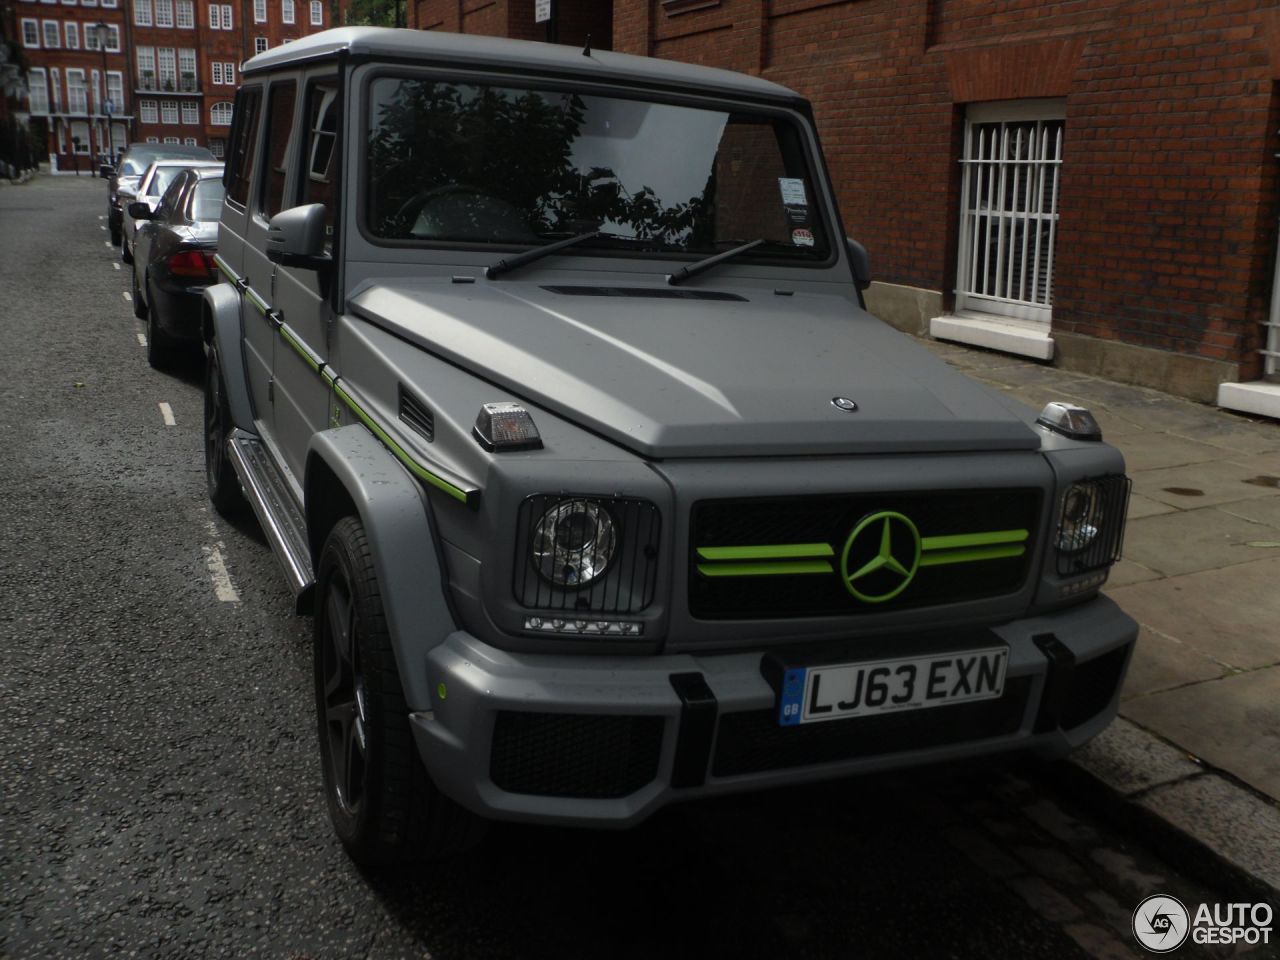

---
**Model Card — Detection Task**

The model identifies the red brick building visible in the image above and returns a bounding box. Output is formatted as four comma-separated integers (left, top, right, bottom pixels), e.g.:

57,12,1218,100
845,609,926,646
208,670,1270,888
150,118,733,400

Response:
18,0,337,168
406,0,1280,416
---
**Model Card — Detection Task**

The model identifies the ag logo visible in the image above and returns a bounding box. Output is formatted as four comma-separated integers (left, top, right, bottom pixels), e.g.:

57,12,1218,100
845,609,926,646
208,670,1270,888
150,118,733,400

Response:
1132,895,1190,953
840,511,921,603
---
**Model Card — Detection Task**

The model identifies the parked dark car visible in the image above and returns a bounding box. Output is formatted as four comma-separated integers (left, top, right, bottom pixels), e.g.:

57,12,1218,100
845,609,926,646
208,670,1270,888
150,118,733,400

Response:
107,142,214,247
130,165,224,369
122,158,223,264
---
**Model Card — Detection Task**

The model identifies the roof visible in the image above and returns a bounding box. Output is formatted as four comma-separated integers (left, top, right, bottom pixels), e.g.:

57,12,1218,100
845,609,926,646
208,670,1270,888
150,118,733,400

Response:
241,27,802,105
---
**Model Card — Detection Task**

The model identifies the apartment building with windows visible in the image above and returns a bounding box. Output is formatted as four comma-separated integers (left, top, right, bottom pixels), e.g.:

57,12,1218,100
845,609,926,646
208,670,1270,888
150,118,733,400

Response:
406,0,1280,416
16,0,130,172
21,0,339,167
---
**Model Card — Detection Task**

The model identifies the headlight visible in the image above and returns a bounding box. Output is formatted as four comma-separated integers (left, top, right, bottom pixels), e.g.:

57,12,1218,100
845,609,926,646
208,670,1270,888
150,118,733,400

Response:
1057,482,1101,553
532,499,617,587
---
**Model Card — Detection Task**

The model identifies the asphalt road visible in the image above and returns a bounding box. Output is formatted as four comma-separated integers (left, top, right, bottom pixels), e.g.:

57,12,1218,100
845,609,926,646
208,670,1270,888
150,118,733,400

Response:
0,175,1271,960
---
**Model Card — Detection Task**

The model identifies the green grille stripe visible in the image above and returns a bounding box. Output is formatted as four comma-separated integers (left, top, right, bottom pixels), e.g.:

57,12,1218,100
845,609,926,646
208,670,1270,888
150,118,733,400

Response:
918,544,1026,567
697,543,834,561
333,382,473,505
921,529,1028,552
697,561,834,577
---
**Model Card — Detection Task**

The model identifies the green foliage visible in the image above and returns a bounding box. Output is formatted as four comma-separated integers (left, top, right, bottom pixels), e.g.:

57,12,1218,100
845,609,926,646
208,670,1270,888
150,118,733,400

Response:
341,0,399,27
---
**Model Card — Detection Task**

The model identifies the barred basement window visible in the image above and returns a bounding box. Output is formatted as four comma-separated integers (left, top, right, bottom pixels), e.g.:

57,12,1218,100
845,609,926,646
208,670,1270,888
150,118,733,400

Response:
956,100,1065,326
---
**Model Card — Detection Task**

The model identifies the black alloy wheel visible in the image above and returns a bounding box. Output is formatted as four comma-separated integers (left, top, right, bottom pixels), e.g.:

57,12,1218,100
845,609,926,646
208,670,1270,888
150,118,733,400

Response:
203,346,245,517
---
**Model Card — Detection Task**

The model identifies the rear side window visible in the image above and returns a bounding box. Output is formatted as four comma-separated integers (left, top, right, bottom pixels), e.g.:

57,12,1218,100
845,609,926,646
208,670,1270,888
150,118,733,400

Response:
260,81,297,219
301,81,338,250
225,86,262,208
155,170,187,221
190,179,226,221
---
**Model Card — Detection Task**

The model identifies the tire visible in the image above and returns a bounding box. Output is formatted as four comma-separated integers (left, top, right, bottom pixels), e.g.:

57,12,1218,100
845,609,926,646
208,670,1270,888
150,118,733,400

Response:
121,233,133,265
145,277,178,370
203,346,246,518
110,228,122,246
131,267,147,319
315,517,486,865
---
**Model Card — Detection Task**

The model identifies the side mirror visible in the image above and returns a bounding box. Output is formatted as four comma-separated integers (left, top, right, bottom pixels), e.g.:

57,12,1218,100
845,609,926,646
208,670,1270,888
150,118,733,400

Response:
266,204,331,270
846,237,871,291
128,201,154,220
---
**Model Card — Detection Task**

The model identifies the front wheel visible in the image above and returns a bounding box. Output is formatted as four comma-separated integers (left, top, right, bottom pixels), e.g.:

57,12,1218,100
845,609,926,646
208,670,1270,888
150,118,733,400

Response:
315,517,485,865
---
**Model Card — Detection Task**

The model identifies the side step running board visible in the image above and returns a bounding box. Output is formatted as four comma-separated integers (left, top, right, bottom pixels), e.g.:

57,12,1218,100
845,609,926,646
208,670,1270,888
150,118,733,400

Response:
227,429,315,613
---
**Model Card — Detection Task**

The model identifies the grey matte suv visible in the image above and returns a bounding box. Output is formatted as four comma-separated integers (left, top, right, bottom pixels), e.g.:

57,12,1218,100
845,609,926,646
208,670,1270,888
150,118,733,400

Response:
203,27,1137,865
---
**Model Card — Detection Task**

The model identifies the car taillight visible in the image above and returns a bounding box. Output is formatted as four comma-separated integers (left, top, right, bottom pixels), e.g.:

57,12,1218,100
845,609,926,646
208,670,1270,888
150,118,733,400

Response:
167,249,216,279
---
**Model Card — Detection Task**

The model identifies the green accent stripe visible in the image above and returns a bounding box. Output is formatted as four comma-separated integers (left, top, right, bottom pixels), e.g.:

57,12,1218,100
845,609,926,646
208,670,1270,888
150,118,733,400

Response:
279,324,320,373
918,544,1026,567
697,543,834,561
213,254,236,283
334,381,473,505
697,561,834,577
244,286,270,316
921,529,1028,552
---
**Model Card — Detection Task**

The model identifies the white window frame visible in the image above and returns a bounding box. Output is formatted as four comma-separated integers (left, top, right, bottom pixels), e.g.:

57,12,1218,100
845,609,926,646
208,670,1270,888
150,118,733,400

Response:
102,0,117,8
253,0,265,20
154,0,172,26
134,0,151,25
163,135,179,144
27,68,50,113
220,3,231,27
106,71,123,113
955,99,1066,327
209,137,225,158
66,68,87,113
184,136,198,146
71,120,92,152
64,21,79,48
211,61,222,85
207,3,217,26
42,20,60,47
105,24,120,49
281,0,293,24
21,18,39,46
83,0,99,7
140,98,158,123
309,0,320,24
254,36,267,54
178,47,196,87
145,135,158,143
181,100,198,123
160,99,178,124
211,100,232,125
176,0,192,26
157,46,176,86
50,68,61,110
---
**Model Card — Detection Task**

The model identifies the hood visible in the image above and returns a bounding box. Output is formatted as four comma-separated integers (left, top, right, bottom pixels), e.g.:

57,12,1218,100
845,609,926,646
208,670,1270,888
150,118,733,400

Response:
348,279,1041,458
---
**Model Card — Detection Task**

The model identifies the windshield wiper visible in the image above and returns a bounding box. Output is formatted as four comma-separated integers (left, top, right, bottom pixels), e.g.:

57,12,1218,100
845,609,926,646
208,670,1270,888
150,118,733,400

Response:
484,231,601,280
666,238,766,286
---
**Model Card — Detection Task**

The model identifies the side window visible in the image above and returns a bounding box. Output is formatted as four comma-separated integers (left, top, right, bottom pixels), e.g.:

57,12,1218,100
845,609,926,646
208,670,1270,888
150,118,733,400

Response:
300,81,338,251
225,86,262,208
260,80,297,220
156,171,187,221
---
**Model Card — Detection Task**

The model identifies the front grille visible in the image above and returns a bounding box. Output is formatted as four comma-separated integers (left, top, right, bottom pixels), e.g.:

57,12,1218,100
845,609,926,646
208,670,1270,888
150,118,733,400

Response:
489,711,664,798
1055,475,1131,576
711,676,1032,777
690,489,1041,619
513,495,661,614
1061,646,1128,729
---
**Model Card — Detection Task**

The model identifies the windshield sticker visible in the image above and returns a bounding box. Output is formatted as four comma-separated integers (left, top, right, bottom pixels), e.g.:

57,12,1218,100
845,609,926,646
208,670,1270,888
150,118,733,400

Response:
792,228,815,247
779,178,808,207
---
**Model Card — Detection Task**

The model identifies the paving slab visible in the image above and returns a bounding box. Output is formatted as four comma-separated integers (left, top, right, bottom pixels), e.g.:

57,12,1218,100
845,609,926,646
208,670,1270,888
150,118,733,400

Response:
1120,506,1280,577
1122,667,1280,801
1137,775,1280,898
1217,496,1280,529
1123,493,1177,520
1104,557,1280,670
1106,432,1226,473
1131,460,1280,509
1106,558,1161,588
1120,626,1227,701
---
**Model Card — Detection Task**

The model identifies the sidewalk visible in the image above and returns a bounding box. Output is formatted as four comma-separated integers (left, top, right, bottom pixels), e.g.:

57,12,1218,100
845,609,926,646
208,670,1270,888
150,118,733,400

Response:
920,337,1280,896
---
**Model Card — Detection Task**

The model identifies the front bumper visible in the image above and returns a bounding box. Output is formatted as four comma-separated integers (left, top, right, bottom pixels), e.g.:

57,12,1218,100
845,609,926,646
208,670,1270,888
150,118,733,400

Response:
412,594,1137,827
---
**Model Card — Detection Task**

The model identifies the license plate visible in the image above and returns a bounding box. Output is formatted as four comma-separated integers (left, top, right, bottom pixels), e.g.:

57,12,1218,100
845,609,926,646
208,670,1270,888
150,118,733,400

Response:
777,646,1008,726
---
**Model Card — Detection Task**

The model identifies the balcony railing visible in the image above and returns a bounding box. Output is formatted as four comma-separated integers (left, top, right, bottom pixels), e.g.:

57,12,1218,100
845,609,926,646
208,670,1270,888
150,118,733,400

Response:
136,74,200,94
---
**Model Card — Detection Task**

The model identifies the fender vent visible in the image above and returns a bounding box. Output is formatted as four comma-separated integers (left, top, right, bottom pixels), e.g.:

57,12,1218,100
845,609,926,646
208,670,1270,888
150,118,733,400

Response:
398,385,434,442
541,285,747,302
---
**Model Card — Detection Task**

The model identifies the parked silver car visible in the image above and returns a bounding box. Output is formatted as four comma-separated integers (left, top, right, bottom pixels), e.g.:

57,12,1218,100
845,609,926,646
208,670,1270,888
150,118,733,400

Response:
203,27,1137,866
120,158,222,264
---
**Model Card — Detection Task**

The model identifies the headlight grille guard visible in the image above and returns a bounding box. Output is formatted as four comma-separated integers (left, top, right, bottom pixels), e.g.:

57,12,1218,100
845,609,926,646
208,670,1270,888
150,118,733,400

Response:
1055,475,1131,577
513,495,661,615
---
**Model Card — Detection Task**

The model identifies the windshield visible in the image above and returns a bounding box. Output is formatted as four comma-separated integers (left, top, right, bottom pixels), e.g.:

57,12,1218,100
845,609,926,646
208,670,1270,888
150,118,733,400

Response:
190,179,225,221
365,78,830,262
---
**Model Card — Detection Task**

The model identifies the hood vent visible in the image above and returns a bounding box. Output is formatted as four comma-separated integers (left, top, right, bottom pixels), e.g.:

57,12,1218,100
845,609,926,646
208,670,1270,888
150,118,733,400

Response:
398,385,434,442
541,285,746,302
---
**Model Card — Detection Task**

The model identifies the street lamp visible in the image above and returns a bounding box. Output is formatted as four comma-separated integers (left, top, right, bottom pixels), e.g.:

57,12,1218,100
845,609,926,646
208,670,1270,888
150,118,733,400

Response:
91,22,113,173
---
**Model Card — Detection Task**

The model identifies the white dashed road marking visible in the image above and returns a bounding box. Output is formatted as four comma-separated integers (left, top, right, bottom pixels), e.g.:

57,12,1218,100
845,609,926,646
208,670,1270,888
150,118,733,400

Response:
137,333,147,347
123,291,132,302
159,402,176,426
113,262,121,271
104,241,113,247
202,520,240,602
99,224,106,231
